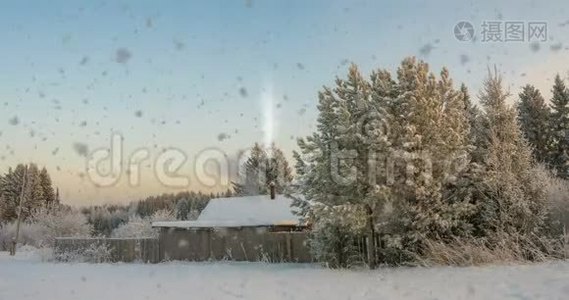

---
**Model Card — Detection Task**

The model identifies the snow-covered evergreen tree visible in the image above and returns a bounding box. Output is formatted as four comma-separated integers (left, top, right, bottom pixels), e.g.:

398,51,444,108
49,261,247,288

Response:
267,145,293,190
0,167,23,221
233,143,268,195
25,164,44,208
175,198,191,220
460,84,485,164
0,165,38,221
460,84,479,132
293,65,381,266
476,70,548,242
549,75,569,179
384,58,475,255
38,167,56,208
233,143,292,196
517,85,551,165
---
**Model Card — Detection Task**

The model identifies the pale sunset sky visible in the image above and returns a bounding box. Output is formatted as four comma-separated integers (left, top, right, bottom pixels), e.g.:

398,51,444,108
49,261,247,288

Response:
1,0,569,206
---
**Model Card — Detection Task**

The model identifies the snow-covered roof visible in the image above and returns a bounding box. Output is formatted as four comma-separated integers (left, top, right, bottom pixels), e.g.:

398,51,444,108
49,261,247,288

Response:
152,194,302,228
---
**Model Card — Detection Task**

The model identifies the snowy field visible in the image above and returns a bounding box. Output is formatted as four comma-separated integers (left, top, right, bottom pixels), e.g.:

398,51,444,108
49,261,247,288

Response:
1,251,569,300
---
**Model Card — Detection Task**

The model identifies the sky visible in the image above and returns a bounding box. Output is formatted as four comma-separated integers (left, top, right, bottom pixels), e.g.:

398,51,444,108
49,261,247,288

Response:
1,0,569,206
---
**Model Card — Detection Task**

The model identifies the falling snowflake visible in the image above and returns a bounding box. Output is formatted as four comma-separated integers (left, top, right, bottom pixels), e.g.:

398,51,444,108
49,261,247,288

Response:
8,116,19,126
115,48,132,64
73,143,89,157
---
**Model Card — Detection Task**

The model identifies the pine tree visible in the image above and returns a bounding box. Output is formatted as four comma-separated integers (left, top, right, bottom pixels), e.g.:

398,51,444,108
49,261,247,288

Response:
175,199,191,220
233,143,268,195
517,85,551,165
0,166,25,221
460,84,479,130
266,144,293,191
293,65,375,267
459,84,486,163
476,70,548,240
549,75,569,179
39,167,56,208
385,58,475,251
25,164,45,210
233,143,292,196
0,171,9,222
0,164,48,222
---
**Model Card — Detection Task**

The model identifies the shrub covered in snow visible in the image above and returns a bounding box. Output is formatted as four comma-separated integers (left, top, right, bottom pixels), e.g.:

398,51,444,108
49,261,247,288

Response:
55,242,112,263
0,207,91,250
307,204,367,268
0,222,43,250
111,209,175,238
417,234,558,267
82,205,130,236
31,207,92,246
544,173,569,235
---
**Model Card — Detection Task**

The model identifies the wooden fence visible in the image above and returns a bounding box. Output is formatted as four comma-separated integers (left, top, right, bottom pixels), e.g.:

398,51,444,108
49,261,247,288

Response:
158,228,313,263
54,238,160,263
54,230,312,263
55,231,569,265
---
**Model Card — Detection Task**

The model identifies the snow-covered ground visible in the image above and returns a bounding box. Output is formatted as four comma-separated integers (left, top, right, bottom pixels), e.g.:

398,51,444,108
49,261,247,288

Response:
1,251,568,300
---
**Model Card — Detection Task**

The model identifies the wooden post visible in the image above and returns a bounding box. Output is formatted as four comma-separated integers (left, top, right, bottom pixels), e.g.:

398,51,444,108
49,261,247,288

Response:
286,233,293,262
269,181,276,200
207,230,212,261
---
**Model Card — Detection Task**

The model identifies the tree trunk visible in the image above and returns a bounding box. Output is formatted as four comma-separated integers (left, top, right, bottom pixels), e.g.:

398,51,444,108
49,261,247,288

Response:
365,204,376,269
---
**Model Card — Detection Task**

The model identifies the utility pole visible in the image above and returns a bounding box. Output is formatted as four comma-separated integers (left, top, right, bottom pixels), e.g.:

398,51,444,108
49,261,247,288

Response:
11,165,28,256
